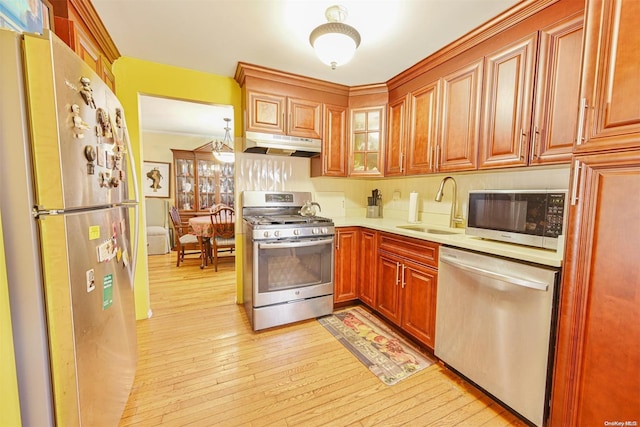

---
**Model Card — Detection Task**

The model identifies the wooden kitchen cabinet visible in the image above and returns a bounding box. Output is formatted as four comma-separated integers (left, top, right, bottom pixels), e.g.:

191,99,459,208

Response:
376,254,438,349
376,232,439,349
407,81,439,175
391,58,498,176
71,20,115,91
334,227,359,304
350,106,385,176
550,150,640,426
480,16,583,169
384,96,408,176
530,13,583,165
246,91,322,139
358,229,378,308
574,0,640,153
385,87,437,176
400,258,438,349
318,103,348,177
550,2,640,424
246,91,285,134
288,97,322,139
438,59,483,172
52,0,119,90
479,32,538,169
376,251,403,325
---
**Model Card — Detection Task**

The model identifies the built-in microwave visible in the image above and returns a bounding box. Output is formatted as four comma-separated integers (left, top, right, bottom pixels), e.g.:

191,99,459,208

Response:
466,189,568,250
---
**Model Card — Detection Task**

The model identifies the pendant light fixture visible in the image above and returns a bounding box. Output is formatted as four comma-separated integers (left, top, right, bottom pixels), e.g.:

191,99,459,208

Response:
212,118,235,163
309,5,361,70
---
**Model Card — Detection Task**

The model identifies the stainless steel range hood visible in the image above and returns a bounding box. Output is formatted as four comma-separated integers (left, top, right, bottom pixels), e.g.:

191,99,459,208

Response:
243,131,321,157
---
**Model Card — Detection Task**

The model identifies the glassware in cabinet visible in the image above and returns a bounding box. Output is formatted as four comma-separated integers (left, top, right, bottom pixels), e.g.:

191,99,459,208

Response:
350,107,384,176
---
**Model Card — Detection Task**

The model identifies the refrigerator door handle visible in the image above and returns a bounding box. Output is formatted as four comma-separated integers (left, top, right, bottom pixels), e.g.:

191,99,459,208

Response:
439,255,548,291
123,128,140,281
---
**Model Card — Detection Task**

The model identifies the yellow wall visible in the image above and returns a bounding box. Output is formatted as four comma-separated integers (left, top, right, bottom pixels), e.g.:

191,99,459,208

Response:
0,209,22,427
112,57,242,319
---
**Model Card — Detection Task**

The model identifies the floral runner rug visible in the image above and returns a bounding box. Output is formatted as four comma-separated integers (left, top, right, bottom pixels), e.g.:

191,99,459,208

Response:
318,306,435,385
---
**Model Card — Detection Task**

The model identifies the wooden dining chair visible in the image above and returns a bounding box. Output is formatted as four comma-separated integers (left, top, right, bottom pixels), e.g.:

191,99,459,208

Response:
209,207,235,271
169,206,200,267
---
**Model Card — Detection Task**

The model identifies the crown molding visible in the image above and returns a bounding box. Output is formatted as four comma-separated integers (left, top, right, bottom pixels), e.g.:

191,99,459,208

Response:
68,0,120,62
235,62,350,97
386,0,560,90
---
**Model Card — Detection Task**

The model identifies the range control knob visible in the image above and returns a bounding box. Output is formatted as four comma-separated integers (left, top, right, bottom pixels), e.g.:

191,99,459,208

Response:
263,231,269,238
322,227,328,234
293,229,300,236
312,228,319,234
274,230,280,237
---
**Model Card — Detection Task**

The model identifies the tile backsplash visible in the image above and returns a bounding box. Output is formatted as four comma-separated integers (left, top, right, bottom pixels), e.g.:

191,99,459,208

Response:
235,152,571,224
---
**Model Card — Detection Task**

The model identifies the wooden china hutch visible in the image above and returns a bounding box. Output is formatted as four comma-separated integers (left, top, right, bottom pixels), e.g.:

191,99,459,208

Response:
171,142,234,221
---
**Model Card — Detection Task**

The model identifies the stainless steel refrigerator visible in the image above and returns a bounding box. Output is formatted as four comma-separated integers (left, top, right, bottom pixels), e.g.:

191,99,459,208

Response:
0,29,138,426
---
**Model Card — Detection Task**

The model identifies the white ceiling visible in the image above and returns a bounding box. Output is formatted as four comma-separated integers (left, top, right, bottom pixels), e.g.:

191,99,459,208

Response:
92,0,521,136
138,95,234,137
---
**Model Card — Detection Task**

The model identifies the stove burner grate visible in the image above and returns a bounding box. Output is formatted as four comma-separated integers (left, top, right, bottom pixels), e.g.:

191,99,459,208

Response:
246,214,333,226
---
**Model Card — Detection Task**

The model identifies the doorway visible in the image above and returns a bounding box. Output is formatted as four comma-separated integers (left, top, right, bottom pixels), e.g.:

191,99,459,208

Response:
139,95,235,254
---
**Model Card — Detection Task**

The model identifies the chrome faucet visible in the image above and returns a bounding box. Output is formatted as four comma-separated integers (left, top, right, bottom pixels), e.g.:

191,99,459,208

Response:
435,176,464,228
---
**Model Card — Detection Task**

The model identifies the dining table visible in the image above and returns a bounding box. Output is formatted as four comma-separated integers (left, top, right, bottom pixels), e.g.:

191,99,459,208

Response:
188,215,214,268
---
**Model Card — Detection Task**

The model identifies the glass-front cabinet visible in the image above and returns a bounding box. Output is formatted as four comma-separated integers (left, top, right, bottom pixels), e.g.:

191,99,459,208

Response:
218,162,235,207
197,158,216,211
196,158,235,211
171,142,235,219
350,106,385,176
175,157,195,211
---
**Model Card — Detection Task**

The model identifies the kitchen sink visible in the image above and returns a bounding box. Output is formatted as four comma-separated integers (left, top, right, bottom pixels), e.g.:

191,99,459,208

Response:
396,225,459,235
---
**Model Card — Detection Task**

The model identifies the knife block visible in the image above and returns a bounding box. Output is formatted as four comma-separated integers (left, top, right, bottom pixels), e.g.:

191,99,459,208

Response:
366,204,382,218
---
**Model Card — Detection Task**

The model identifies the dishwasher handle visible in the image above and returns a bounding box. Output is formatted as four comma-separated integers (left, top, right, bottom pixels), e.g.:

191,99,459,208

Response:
440,255,548,291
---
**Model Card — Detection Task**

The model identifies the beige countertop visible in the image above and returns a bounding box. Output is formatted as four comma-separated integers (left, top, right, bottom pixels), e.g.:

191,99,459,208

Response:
330,216,563,268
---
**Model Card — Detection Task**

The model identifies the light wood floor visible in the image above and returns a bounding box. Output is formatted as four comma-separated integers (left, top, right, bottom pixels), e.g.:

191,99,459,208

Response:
119,252,527,427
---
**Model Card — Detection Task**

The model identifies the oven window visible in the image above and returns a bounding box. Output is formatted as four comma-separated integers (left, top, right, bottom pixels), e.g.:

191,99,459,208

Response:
257,239,333,293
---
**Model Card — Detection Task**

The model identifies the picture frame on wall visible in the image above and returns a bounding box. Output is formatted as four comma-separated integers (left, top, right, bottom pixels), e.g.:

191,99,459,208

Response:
143,161,170,198
0,0,53,33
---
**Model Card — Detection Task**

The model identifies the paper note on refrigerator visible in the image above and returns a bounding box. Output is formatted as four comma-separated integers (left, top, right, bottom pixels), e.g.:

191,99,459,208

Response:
102,274,113,310
89,225,100,240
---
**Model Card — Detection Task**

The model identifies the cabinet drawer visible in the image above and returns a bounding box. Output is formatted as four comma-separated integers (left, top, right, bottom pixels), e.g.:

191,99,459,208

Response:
378,232,439,268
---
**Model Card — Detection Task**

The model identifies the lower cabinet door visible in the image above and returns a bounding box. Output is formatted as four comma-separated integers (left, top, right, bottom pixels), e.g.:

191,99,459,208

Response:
551,150,640,425
376,252,402,325
334,228,359,303
401,260,438,349
358,229,377,307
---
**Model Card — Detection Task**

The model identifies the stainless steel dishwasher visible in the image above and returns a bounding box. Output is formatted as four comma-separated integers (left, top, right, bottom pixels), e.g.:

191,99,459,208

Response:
435,246,559,427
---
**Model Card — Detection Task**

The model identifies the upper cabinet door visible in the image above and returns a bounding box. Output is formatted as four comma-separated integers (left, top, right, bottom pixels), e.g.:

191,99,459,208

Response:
349,107,385,176
407,81,439,175
576,0,640,152
530,14,584,165
247,91,286,134
321,103,348,177
385,96,408,176
479,32,538,169
246,92,321,138
287,97,322,139
439,58,483,172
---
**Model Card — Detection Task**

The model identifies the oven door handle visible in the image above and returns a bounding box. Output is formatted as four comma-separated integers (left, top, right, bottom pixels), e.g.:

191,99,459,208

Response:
258,237,334,249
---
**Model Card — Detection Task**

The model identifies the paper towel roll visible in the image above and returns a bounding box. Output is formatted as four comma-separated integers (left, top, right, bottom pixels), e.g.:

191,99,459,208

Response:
408,191,419,223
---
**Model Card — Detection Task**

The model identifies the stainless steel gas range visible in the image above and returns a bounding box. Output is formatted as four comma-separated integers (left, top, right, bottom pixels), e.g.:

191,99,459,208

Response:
242,191,335,331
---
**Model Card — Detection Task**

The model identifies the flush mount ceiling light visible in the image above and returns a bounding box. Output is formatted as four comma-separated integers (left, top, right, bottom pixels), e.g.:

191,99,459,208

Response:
212,118,235,163
309,5,361,70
